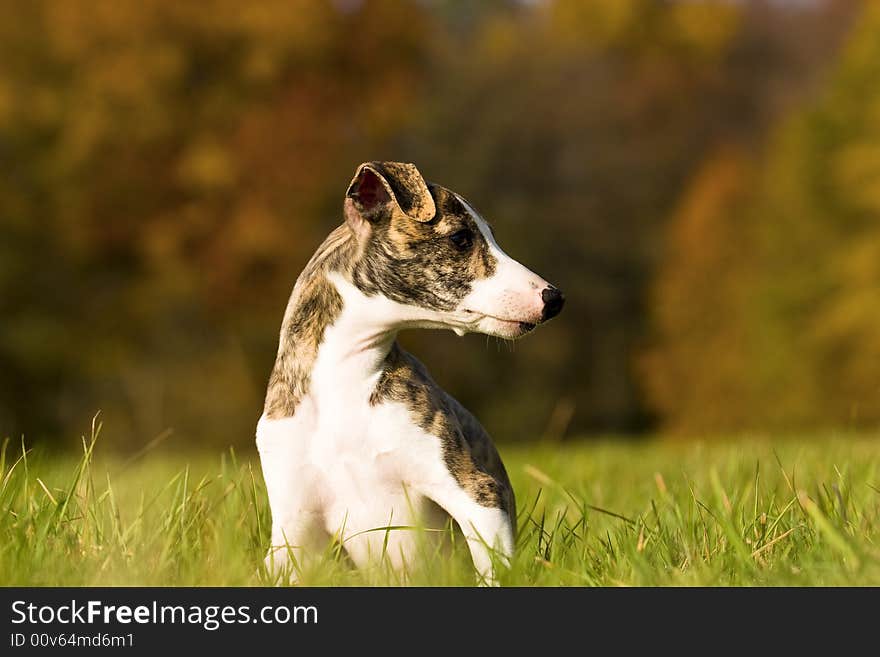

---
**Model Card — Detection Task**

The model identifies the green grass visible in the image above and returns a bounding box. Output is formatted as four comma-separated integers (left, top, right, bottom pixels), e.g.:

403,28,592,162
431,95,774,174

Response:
2,420,879,586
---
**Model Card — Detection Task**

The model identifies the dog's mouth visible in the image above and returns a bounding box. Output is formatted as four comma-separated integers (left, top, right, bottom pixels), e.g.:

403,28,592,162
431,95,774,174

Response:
458,311,538,339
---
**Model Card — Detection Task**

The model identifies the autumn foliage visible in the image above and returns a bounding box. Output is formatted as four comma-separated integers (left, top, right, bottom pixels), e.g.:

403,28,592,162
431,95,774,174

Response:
0,0,869,447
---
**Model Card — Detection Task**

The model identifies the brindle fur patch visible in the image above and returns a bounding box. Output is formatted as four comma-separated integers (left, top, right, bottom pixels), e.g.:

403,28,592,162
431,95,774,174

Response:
351,184,496,311
370,343,515,520
263,225,356,419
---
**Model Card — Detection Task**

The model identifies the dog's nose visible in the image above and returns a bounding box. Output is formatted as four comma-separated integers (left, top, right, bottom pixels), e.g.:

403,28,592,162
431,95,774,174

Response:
541,286,565,322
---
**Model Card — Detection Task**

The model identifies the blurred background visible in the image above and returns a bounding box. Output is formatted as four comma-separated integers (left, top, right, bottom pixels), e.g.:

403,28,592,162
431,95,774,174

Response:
1,0,877,452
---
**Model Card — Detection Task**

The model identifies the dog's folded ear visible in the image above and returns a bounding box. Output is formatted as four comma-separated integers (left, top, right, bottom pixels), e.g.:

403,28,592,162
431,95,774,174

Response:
345,162,436,225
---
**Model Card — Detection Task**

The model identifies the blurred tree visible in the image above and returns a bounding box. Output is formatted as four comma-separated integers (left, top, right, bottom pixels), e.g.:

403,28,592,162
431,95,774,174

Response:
0,0,862,448
758,0,880,428
640,147,760,433
645,0,877,433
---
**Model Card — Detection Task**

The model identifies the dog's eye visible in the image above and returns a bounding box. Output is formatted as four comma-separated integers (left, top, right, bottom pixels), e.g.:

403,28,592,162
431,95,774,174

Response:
449,229,473,250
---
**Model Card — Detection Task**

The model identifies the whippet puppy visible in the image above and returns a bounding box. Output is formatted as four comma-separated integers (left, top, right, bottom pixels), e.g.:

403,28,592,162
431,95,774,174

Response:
257,162,564,584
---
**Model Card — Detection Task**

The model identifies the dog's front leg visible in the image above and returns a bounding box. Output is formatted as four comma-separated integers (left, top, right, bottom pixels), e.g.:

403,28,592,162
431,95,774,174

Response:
458,504,515,586
256,418,327,585
263,509,327,585
420,477,515,585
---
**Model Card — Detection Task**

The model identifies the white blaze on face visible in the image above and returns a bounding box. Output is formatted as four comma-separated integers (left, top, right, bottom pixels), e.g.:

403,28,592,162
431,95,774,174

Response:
455,196,551,339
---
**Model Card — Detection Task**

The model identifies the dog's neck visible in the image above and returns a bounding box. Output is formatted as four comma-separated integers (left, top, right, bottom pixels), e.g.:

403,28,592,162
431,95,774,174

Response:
309,272,400,404
263,258,403,418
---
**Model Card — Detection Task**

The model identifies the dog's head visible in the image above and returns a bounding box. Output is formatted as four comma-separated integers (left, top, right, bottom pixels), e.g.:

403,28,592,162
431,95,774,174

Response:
343,161,564,339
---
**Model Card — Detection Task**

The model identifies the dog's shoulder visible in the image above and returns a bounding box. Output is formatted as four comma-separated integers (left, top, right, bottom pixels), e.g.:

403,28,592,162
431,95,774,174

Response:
371,342,515,518
441,394,508,481
442,391,515,521
369,341,448,424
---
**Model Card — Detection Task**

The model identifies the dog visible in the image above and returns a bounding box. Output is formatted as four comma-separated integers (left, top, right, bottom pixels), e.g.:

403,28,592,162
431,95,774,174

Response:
256,161,564,584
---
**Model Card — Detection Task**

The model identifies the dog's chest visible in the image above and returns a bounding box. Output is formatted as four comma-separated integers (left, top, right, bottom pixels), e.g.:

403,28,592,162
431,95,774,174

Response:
311,398,412,479
258,308,447,534
257,392,440,525
305,336,432,492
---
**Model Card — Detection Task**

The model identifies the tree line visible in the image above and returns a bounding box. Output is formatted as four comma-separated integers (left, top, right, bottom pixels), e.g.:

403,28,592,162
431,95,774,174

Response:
0,0,867,447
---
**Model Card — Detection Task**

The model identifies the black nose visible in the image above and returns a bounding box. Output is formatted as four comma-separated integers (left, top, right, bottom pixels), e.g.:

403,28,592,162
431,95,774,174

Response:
541,286,565,322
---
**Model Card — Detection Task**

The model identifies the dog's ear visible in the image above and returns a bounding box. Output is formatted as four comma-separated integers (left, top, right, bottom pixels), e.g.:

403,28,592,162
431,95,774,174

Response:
344,162,436,233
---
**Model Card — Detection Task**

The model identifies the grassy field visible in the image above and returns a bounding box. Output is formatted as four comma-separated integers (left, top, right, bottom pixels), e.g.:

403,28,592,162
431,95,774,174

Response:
2,421,879,586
